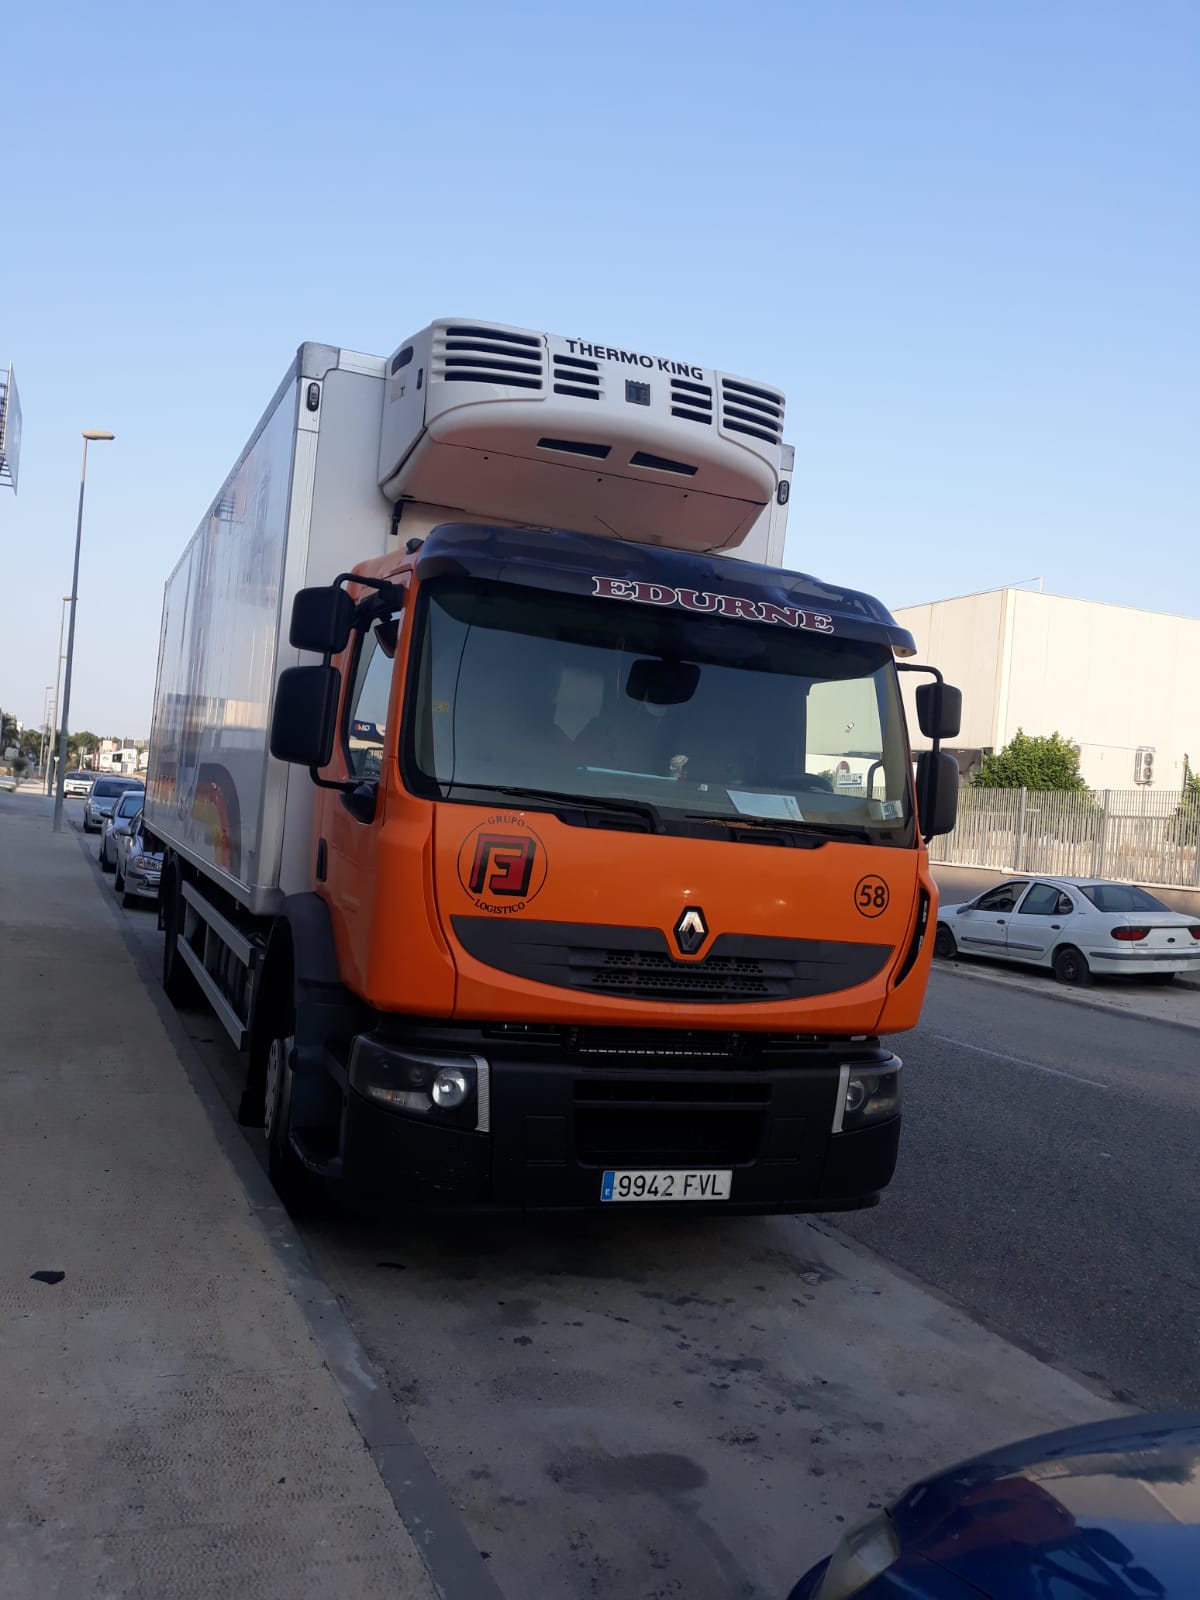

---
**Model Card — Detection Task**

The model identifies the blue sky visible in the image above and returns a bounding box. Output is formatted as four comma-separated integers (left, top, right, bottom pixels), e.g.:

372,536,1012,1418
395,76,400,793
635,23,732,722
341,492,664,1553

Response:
3,0,1197,736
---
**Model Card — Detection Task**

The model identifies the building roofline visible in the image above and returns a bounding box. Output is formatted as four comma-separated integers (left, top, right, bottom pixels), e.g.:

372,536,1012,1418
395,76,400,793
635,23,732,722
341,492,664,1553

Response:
893,585,1199,625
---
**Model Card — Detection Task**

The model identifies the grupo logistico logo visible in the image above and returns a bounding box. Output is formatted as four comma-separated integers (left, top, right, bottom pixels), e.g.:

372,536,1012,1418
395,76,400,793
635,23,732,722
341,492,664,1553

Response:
457,817,548,915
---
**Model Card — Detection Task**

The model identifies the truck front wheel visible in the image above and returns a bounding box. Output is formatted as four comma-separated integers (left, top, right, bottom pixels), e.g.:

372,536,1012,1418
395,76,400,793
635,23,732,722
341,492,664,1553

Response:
264,1031,326,1215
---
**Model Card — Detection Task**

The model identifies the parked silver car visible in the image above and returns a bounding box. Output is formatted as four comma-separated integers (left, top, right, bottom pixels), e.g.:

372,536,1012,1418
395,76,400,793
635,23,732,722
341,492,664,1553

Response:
934,876,1200,985
82,775,143,833
113,809,163,908
99,788,146,871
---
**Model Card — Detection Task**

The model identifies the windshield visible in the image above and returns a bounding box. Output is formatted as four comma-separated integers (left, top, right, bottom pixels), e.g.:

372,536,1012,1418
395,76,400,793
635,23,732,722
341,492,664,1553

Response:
1080,884,1170,914
408,579,913,839
116,792,143,818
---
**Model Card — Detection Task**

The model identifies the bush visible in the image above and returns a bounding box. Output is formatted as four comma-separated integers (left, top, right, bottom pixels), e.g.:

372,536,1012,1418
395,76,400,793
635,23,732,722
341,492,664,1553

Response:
973,730,1088,792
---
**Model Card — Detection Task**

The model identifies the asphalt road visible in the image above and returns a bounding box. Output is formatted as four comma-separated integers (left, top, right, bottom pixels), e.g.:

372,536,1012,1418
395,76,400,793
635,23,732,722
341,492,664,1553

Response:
61,799,1198,1596
840,966,1200,1412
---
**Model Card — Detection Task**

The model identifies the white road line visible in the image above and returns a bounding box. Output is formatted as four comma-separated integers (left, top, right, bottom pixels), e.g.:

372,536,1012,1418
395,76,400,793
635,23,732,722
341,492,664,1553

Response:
927,1033,1110,1091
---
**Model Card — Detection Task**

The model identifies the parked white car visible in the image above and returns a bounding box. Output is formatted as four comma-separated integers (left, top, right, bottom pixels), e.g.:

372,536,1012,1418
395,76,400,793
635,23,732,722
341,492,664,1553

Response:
934,876,1200,986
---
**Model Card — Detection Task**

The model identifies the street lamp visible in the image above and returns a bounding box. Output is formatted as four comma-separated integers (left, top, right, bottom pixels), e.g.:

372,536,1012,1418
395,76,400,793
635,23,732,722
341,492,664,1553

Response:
52,430,115,832
45,594,71,795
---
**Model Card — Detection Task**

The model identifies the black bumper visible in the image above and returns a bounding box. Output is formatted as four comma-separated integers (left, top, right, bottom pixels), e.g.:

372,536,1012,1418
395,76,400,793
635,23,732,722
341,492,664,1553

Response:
335,1026,901,1215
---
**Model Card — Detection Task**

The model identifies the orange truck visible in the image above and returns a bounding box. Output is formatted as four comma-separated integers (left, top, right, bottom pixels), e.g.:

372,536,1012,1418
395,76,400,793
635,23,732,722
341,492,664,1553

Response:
146,320,960,1213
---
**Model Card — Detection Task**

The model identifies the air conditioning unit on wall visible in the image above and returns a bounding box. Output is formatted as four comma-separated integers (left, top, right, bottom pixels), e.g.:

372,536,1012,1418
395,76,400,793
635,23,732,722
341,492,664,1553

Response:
1134,746,1155,785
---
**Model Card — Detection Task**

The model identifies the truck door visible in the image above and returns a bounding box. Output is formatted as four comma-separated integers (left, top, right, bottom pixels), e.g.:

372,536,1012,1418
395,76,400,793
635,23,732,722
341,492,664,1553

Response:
320,614,398,987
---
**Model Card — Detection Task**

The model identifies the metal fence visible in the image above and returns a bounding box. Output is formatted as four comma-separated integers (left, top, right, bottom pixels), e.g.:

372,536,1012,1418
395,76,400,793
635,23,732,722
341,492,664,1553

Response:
930,787,1200,888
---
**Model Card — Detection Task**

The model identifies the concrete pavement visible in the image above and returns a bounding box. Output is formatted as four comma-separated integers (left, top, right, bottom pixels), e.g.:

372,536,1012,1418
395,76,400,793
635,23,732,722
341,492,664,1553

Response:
0,790,461,1599
844,967,1200,1411
2,786,1139,1598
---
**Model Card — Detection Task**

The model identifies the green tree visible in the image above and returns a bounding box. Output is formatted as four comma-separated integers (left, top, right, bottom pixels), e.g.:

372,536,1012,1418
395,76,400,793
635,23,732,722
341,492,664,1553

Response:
67,730,101,766
973,729,1088,791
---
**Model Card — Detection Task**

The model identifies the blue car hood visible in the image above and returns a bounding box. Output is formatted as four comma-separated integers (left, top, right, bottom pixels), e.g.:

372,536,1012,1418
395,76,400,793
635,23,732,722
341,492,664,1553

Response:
891,1412,1200,1599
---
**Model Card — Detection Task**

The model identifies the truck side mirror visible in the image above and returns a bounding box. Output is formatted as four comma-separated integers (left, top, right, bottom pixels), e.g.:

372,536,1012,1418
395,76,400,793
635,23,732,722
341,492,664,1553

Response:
915,681,962,741
270,666,341,767
915,751,959,840
290,587,355,654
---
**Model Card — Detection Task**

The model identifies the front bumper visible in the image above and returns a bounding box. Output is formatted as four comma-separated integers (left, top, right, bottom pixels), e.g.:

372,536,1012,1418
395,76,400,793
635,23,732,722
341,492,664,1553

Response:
124,866,161,901
329,1026,902,1214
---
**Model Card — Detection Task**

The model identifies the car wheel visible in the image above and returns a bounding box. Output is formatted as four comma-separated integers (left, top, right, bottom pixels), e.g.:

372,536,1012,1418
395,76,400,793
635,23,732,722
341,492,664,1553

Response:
933,923,957,959
101,841,115,873
1053,945,1091,987
121,880,135,910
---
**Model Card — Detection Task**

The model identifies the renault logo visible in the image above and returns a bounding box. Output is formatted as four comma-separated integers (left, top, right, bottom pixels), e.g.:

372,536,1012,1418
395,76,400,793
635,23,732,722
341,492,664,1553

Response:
674,906,708,956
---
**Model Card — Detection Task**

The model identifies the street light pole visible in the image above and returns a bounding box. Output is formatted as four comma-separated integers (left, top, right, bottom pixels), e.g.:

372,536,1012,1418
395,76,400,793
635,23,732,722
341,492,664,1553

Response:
39,684,54,777
52,431,114,832
45,595,71,795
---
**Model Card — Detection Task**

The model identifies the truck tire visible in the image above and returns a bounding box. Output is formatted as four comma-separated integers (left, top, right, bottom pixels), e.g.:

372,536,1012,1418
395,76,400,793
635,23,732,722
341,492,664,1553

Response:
161,869,202,1007
263,1030,326,1216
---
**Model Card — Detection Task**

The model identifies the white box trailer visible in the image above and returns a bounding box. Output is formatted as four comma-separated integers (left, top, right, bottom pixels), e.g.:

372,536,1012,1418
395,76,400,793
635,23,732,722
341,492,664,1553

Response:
147,321,793,916
147,346,393,913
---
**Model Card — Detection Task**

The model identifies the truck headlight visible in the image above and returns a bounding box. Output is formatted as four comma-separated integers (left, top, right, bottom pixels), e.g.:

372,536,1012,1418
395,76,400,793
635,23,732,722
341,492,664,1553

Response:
431,1067,470,1109
813,1511,900,1600
834,1058,901,1133
348,1037,489,1130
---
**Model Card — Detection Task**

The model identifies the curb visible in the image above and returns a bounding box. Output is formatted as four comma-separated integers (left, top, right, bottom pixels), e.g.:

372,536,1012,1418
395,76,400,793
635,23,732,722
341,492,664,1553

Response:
71,819,506,1600
931,955,1200,1035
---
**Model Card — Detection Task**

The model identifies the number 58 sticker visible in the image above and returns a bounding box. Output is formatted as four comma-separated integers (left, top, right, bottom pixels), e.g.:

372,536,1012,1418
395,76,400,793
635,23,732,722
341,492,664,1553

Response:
855,875,890,917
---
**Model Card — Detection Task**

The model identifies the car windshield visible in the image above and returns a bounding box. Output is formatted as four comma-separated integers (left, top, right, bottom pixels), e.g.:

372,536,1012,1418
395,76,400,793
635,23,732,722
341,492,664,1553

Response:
1079,883,1171,914
409,578,913,839
116,792,143,818
92,779,138,798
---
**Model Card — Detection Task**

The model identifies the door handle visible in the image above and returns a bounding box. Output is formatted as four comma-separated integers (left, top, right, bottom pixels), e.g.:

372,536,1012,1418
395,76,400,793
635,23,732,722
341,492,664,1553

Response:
1050,923,1060,930
996,918,1006,924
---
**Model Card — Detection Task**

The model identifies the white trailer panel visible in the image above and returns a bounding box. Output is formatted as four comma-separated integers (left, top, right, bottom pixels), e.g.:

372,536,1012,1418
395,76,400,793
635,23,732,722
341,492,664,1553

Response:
146,346,391,912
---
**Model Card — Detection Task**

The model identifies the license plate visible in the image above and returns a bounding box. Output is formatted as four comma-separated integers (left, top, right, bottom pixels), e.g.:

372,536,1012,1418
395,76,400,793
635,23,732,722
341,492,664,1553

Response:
601,1169,732,1202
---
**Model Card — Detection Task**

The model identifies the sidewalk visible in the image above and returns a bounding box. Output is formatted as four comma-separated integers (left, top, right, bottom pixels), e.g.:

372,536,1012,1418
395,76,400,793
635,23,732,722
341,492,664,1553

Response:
0,792,444,1599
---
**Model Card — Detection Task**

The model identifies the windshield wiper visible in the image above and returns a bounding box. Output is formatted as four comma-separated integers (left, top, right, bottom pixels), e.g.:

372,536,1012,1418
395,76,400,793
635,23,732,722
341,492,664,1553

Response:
490,786,661,832
684,814,876,845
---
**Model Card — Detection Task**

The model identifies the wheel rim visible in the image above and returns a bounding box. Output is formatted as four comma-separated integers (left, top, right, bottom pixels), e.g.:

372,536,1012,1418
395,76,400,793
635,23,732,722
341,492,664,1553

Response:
264,1035,294,1143
1061,952,1079,982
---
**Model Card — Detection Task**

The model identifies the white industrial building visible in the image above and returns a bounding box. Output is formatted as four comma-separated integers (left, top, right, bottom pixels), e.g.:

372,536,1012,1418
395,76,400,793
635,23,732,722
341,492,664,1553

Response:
894,586,1197,792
